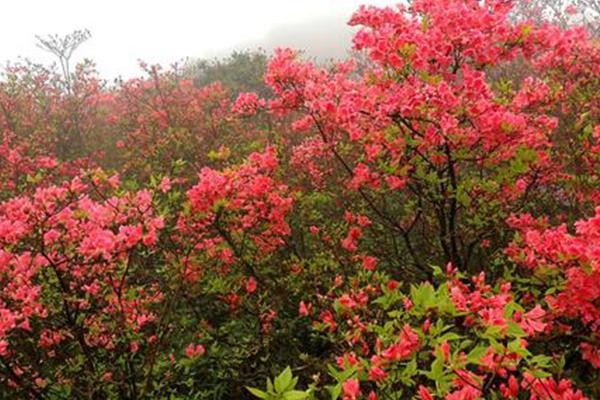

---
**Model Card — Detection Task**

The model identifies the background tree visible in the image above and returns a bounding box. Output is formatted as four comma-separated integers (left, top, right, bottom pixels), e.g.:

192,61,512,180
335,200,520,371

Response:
183,49,271,98
35,29,92,93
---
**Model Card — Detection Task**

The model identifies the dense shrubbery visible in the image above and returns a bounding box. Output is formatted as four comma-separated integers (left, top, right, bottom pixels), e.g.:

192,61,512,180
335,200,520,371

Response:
1,0,599,398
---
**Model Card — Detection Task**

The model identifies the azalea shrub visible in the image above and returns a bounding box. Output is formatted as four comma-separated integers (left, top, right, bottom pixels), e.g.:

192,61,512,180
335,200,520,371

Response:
1,0,600,399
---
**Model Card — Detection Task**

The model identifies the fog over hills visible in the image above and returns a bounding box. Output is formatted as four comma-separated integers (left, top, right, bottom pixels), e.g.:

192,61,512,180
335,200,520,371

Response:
201,14,357,62
0,0,395,80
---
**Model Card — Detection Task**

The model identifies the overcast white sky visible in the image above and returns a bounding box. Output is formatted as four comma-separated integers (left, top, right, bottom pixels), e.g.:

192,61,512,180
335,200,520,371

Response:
0,0,395,79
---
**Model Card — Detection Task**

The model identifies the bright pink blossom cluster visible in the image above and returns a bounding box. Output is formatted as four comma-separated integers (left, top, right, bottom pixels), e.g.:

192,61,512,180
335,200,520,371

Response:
508,207,600,369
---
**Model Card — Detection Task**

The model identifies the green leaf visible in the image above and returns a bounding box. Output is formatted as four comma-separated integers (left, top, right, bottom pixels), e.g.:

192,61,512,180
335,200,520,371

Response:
275,367,294,393
456,188,471,207
508,339,530,357
530,355,552,368
467,345,488,365
403,359,418,378
528,369,552,379
411,282,436,310
437,332,462,344
400,358,418,385
246,387,267,399
483,325,503,339
328,383,342,400
426,357,444,381
506,321,527,338
283,391,309,400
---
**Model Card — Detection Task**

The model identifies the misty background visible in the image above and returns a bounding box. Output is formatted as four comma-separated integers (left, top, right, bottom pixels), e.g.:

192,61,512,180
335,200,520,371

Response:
1,0,395,79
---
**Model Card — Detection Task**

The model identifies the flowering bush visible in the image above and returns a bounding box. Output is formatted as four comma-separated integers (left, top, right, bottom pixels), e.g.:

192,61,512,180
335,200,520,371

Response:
0,0,599,398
